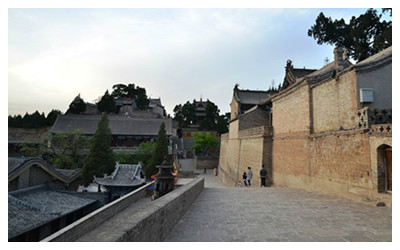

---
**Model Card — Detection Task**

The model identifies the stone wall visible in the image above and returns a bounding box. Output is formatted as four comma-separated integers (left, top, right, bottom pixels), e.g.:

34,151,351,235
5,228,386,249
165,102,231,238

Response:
309,130,372,200
195,156,219,170
273,129,392,205
42,178,204,241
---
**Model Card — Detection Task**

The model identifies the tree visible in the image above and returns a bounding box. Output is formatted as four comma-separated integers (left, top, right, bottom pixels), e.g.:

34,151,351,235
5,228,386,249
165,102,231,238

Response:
97,90,116,113
136,140,156,166
46,109,61,126
216,114,229,135
111,83,149,110
66,94,86,114
82,114,115,186
191,132,219,156
20,129,89,168
308,8,392,62
145,123,169,177
135,86,149,109
173,101,196,128
114,152,134,164
199,101,219,131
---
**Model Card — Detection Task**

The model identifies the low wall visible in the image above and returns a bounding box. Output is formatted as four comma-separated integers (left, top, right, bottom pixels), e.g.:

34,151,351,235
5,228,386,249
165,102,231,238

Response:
43,177,204,241
115,177,204,242
195,156,218,170
41,181,154,242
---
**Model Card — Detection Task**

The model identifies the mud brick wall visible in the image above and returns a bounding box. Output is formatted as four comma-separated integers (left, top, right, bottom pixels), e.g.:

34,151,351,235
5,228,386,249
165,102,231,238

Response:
309,130,372,200
272,82,311,135
312,70,357,133
219,126,272,187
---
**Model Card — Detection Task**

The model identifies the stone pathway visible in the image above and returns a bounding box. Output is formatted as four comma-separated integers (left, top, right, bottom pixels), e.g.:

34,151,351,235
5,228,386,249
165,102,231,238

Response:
165,172,392,242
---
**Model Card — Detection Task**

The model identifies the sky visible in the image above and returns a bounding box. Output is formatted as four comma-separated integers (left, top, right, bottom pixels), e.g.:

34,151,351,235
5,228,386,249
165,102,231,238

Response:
7,7,381,117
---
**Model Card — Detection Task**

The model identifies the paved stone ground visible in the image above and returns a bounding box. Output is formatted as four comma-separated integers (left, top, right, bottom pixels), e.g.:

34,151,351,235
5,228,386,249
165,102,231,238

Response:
165,172,392,242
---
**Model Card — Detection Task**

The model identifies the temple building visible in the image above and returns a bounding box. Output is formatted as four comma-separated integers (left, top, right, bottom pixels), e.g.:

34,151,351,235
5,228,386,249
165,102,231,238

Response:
8,157,82,192
94,162,146,201
50,115,177,153
230,84,275,120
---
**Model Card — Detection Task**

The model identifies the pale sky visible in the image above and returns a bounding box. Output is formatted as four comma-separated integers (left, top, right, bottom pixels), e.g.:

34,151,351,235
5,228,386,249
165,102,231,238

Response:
8,7,377,117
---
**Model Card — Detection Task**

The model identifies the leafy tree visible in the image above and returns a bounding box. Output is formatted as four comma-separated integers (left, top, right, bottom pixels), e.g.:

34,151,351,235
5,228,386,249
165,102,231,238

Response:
111,83,149,110
173,101,196,128
145,123,169,177
216,114,229,135
82,114,115,186
135,86,149,109
20,129,89,168
46,109,61,126
19,142,41,157
191,132,219,156
66,94,86,114
8,114,23,128
97,90,116,113
199,101,219,131
308,8,392,62
136,140,156,166
9,110,61,128
114,152,134,164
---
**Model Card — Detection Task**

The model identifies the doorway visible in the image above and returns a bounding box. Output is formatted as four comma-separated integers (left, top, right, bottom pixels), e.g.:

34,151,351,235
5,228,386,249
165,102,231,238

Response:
378,145,392,193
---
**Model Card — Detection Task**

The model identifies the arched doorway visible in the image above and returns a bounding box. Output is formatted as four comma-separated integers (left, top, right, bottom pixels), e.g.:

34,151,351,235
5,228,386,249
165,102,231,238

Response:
377,145,392,193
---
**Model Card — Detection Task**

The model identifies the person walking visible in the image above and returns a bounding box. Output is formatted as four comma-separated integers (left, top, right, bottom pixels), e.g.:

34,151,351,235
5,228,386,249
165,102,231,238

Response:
260,165,267,187
242,172,247,187
246,167,253,187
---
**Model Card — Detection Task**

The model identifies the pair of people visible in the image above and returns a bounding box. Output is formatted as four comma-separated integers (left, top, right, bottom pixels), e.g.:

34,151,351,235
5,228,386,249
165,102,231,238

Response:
242,167,253,187
241,165,267,187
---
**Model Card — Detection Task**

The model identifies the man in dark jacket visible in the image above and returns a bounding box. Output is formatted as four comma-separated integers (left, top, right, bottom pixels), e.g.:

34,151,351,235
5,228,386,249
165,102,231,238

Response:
260,165,267,187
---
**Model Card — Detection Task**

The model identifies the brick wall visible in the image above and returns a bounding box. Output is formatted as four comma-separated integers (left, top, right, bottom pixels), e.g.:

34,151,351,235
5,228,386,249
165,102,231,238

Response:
272,82,310,135
219,126,272,187
309,130,372,200
312,70,357,132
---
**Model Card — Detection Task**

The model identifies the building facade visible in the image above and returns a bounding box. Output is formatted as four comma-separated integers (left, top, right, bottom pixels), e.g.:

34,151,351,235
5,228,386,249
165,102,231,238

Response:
219,46,392,206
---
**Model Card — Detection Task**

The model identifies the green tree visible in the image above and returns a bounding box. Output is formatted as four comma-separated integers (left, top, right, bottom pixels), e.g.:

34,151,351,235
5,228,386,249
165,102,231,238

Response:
308,8,392,62
145,123,169,177
46,109,61,126
135,86,149,109
20,129,88,168
111,83,149,110
199,101,219,131
97,90,116,113
136,140,156,167
173,101,196,128
66,94,86,114
114,152,134,164
191,132,219,156
82,114,115,186
216,114,229,135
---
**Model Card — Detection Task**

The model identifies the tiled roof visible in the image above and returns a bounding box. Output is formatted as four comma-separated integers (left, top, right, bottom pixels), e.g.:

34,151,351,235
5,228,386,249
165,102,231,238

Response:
235,89,270,105
8,187,96,239
355,46,392,72
8,127,50,144
94,163,145,187
50,115,174,136
8,157,81,184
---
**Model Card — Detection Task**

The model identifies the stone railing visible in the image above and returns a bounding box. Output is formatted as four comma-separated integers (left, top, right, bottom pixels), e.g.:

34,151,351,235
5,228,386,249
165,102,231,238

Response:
356,107,392,129
370,124,392,135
